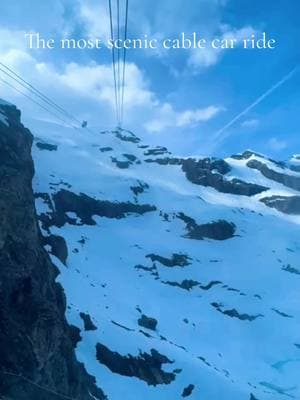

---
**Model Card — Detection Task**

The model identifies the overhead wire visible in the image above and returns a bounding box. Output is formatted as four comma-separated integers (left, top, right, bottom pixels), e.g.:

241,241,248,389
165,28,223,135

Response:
117,0,121,126
107,0,129,128
0,62,82,127
0,62,102,137
108,0,120,126
1,1,130,133
0,76,79,130
120,0,129,126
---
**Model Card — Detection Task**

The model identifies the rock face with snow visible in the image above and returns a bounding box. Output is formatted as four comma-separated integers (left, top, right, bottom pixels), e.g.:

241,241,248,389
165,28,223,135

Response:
0,101,105,400
1,100,300,400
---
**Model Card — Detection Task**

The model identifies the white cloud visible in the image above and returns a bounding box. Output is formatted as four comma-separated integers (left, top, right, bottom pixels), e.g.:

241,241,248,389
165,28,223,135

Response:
189,25,256,69
0,27,151,126
0,24,223,135
35,61,154,110
268,137,287,152
0,27,221,134
144,103,222,133
75,0,252,75
78,0,110,40
241,118,259,128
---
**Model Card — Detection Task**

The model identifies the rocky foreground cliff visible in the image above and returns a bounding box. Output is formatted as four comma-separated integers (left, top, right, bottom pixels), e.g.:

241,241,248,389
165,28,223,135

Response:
0,101,105,400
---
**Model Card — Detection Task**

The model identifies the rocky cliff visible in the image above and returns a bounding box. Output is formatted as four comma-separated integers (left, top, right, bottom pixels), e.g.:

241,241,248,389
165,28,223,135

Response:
0,101,105,400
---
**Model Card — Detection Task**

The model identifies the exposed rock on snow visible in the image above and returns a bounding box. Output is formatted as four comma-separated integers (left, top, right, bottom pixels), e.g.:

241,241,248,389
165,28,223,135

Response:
146,253,191,267
260,195,300,214
80,312,98,331
96,344,176,385
247,158,300,190
36,142,58,151
181,383,195,397
138,314,158,331
43,234,68,265
38,189,156,228
211,303,263,321
113,129,140,143
177,212,236,240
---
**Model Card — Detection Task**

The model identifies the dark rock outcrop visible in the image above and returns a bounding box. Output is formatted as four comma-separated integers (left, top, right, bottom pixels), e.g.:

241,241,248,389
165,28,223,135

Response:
114,129,140,143
182,384,195,397
130,181,149,196
138,314,158,331
96,344,176,385
231,150,262,161
183,157,231,175
80,312,98,331
39,189,156,229
211,303,263,321
163,280,222,291
144,156,182,165
145,155,267,196
182,158,267,196
163,280,200,291
231,150,286,169
260,195,300,215
146,253,191,267
43,234,68,265
111,154,140,168
144,146,170,156
123,153,138,162
177,212,236,241
247,159,300,191
135,264,159,278
271,308,293,318
111,156,131,169
0,102,105,400
36,142,58,151
282,264,300,275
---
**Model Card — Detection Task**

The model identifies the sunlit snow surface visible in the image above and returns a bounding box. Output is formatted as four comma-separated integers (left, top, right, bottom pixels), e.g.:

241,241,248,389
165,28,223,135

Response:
29,118,300,400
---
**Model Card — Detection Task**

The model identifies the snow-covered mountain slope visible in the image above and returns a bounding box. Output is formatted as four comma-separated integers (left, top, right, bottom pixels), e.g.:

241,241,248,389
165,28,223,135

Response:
24,114,300,399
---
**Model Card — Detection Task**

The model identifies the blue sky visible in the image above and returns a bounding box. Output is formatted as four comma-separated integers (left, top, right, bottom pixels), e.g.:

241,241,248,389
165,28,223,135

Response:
0,0,299,159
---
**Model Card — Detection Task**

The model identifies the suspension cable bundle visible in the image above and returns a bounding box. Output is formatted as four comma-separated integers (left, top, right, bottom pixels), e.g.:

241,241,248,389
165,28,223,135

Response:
0,1,130,132
108,0,129,128
0,61,101,136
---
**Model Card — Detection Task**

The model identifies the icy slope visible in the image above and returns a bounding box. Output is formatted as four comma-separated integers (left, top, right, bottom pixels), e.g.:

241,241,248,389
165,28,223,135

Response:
28,116,300,400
